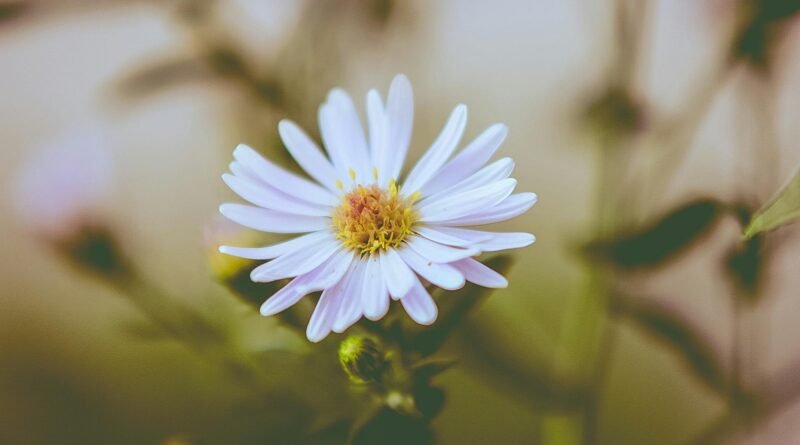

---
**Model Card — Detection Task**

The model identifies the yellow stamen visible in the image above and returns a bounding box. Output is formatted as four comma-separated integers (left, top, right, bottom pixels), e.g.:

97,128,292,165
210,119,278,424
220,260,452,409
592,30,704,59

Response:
373,167,379,181
332,184,418,256
336,179,344,190
348,168,357,181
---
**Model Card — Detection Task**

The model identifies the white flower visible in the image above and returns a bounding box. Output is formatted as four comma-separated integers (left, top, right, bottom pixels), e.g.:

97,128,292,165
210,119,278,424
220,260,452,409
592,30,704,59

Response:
219,74,537,342
12,127,113,240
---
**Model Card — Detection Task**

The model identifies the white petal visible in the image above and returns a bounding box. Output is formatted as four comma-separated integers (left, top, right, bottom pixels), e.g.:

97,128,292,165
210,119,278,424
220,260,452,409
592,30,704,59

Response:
419,226,494,244
366,89,388,185
400,276,438,325
379,248,416,300
333,260,366,333
477,232,536,251
222,173,330,216
219,203,330,233
450,257,508,288
259,276,311,316
405,235,479,263
233,144,339,206
402,104,468,194
418,178,517,223
219,230,332,260
385,74,414,182
413,226,475,247
250,236,341,282
259,251,353,316
421,123,508,196
306,278,347,343
421,157,514,203
319,89,371,181
397,246,465,290
436,192,538,226
278,119,339,192
259,252,341,316
362,254,389,320
297,249,356,292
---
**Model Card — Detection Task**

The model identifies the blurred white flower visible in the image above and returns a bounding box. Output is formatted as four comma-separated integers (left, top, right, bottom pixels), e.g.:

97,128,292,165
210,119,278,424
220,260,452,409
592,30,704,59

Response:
11,127,114,240
219,74,537,342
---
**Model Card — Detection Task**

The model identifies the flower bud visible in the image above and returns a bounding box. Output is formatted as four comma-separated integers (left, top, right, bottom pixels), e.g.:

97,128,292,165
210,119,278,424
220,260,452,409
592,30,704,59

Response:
338,336,386,384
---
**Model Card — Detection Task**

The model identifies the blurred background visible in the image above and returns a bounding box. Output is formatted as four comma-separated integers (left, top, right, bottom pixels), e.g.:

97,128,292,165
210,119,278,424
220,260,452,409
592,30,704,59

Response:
2,0,800,444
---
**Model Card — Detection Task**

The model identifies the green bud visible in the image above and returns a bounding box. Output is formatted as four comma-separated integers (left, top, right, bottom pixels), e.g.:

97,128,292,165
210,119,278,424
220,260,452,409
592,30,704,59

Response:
339,336,386,384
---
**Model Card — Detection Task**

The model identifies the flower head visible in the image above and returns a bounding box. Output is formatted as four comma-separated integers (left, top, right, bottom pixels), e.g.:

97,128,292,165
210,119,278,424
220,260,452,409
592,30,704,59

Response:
219,74,537,342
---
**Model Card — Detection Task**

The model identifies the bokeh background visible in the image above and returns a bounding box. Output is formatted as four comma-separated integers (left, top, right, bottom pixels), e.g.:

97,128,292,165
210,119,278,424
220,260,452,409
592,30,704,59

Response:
2,0,800,444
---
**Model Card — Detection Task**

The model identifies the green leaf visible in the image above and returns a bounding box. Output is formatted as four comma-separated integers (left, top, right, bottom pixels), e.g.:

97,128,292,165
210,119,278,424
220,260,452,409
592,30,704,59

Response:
0,2,27,23
615,295,727,393
744,167,800,238
585,199,723,269
406,255,513,356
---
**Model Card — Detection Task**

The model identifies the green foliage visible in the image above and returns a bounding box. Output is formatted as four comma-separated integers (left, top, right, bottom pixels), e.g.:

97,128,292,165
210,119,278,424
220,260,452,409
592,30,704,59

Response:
613,295,727,394
585,199,723,269
744,167,800,238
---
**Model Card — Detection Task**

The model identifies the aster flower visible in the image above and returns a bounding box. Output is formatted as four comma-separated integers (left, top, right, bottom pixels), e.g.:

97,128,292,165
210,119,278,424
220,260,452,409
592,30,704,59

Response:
219,74,537,342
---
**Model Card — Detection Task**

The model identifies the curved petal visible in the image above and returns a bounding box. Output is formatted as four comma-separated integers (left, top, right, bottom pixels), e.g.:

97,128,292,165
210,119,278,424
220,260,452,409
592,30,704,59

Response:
418,178,517,223
233,144,339,206
434,192,537,226
278,119,339,192
259,249,354,316
421,123,508,196
379,247,416,300
385,74,414,183
477,232,536,251
450,257,508,288
307,277,347,343
413,226,475,247
362,254,389,321
400,276,438,325
219,203,330,233
318,89,371,182
219,230,333,260
222,173,330,217
420,157,514,204
250,236,341,282
405,235,479,263
417,226,494,245
398,246,465,290
366,89,388,185
402,104,468,194
333,260,366,333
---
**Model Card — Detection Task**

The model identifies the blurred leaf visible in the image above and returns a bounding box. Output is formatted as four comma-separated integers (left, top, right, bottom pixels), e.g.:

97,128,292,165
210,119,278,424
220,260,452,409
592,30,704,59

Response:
303,420,350,445
455,318,572,410
411,357,457,382
726,235,764,297
744,167,800,238
115,57,210,99
583,86,642,140
351,408,434,445
0,2,28,24
614,295,727,393
585,199,723,269
119,319,169,341
407,255,513,356
412,385,445,419
733,0,800,69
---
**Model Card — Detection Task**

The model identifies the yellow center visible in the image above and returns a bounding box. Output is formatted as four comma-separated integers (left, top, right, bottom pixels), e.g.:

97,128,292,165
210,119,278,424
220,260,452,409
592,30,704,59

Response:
332,181,418,255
